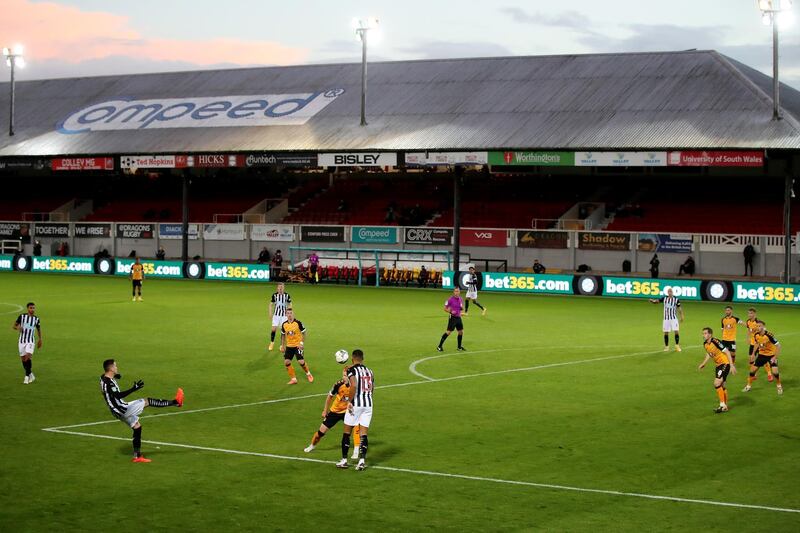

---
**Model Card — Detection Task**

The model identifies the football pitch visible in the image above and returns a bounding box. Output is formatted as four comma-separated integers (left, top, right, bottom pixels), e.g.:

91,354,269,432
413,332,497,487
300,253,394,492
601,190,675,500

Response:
1,273,798,532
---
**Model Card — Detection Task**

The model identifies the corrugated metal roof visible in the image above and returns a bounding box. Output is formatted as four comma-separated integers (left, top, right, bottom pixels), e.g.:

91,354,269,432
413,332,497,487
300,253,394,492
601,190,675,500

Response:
0,50,799,156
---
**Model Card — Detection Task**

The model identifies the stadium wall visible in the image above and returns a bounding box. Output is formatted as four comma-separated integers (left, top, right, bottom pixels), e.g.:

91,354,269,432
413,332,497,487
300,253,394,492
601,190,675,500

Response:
5,221,797,279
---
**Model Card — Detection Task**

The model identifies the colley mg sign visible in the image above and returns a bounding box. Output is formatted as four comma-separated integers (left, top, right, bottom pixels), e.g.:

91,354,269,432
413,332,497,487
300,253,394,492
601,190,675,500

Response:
57,89,345,133
318,153,398,167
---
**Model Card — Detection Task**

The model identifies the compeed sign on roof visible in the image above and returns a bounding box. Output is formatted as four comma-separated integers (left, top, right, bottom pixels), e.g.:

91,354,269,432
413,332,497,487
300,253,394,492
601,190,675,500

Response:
57,90,345,134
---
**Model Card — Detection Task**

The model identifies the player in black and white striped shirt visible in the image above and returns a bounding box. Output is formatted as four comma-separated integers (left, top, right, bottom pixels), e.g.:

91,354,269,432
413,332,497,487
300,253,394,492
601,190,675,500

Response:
99,358,184,462
337,349,374,471
268,283,292,351
13,302,42,384
649,288,685,352
463,266,486,316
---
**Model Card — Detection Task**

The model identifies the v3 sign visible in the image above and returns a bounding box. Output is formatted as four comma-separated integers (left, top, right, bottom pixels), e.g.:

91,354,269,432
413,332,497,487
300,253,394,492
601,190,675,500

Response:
318,153,397,167
460,229,507,247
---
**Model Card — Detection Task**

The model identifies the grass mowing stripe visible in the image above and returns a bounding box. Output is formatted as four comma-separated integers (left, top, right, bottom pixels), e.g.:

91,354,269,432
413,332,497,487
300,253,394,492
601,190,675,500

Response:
44,345,671,431
42,427,800,515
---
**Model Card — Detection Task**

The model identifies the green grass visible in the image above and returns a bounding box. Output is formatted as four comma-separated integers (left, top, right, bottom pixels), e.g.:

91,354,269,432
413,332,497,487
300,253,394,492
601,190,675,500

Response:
0,272,799,532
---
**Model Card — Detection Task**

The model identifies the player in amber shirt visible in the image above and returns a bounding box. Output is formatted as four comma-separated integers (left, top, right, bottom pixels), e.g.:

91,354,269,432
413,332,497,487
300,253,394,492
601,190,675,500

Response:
280,308,313,385
130,257,144,302
745,308,772,381
743,320,783,395
720,306,740,363
303,366,361,456
698,327,736,413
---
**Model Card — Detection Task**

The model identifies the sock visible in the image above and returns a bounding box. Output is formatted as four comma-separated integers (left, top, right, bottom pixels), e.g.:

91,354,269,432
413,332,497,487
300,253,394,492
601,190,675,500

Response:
286,365,296,379
148,398,177,407
22,359,32,376
270,331,276,342
465,300,470,313
359,434,369,460
716,386,725,405
674,333,680,345
457,333,463,348
765,362,772,375
341,433,351,459
311,431,324,445
353,427,361,448
300,362,310,374
474,301,485,310
748,371,755,386
439,333,448,348
774,372,781,385
731,354,736,364
132,426,142,457
664,334,669,347
723,388,728,404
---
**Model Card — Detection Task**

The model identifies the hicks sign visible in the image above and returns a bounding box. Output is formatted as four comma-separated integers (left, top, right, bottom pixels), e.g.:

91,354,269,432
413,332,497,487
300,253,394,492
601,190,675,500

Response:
57,90,345,133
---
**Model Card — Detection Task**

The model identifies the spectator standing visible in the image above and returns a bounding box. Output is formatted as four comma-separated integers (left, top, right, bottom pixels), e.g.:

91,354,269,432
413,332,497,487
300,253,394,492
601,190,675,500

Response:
743,244,756,276
156,245,166,261
257,247,270,264
649,254,660,279
532,260,546,274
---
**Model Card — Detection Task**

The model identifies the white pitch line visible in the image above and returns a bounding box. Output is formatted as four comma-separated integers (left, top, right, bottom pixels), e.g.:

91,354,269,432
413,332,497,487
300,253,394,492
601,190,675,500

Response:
41,427,800,515
43,345,691,432
43,346,665,431
0,302,23,315
409,345,681,382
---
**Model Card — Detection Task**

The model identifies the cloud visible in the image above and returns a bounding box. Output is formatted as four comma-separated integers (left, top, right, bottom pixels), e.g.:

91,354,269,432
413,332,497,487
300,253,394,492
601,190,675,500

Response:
397,41,513,60
499,6,594,31
499,6,800,90
0,0,308,80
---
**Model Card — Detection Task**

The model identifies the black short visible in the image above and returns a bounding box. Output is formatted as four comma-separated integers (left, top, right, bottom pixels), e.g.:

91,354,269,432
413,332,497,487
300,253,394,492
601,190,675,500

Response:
754,354,777,368
132,280,142,288
715,364,730,381
322,411,345,429
284,346,304,360
310,264,317,274
447,316,464,331
719,340,736,352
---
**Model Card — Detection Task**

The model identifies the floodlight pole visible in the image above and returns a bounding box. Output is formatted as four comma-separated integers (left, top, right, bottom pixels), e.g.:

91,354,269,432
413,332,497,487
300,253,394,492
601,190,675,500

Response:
358,27,369,126
4,53,19,136
772,16,781,120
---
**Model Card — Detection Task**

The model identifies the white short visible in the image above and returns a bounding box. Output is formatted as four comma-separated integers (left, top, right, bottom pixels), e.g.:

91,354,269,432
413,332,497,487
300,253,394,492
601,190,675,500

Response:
272,314,288,329
117,399,146,428
662,319,680,332
18,342,34,356
466,289,478,300
344,406,373,428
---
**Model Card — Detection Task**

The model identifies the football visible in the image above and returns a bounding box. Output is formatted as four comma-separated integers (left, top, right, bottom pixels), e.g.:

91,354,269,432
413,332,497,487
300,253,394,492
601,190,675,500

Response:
334,349,349,364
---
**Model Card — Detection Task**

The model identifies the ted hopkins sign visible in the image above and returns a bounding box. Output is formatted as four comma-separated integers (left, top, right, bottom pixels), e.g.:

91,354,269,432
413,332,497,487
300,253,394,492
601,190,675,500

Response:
57,90,345,133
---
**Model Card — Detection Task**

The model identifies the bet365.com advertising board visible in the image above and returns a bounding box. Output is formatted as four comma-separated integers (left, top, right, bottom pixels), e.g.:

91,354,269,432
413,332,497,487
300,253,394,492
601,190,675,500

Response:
31,256,94,274
0,255,13,271
733,282,800,305
443,271,573,294
205,262,270,282
114,259,184,279
601,277,703,300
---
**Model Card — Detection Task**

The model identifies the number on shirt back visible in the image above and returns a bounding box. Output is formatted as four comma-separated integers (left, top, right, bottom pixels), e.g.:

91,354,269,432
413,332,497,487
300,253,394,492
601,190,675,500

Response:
360,375,373,392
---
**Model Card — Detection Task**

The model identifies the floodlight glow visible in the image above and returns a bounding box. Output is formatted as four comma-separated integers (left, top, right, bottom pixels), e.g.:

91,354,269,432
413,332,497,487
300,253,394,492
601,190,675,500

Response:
351,18,360,29
366,17,379,28
2,47,8,57
12,44,23,56
778,9,795,26
16,57,25,68
763,12,773,23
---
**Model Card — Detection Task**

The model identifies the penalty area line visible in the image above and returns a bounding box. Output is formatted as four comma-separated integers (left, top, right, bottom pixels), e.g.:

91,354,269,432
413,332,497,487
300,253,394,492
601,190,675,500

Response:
41,427,800,515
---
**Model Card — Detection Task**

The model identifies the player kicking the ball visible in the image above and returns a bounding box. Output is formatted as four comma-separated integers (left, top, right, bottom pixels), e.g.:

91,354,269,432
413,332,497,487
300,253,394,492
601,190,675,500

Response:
99,359,184,462
303,365,361,457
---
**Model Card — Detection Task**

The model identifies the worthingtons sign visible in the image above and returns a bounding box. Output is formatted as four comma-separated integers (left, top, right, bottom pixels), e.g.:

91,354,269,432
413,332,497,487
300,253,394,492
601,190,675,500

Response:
57,90,345,133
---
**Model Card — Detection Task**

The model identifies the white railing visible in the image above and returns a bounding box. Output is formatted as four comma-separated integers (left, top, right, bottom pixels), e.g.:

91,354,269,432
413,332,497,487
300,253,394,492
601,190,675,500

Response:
1,240,21,254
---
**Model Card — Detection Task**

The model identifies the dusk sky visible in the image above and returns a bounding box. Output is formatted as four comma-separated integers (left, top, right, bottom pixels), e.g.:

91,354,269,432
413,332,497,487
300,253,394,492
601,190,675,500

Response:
1,0,798,88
